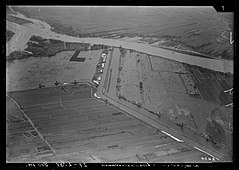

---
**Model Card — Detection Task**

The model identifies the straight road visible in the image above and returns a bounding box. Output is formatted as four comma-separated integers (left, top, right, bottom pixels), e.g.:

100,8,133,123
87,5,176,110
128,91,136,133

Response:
96,48,231,162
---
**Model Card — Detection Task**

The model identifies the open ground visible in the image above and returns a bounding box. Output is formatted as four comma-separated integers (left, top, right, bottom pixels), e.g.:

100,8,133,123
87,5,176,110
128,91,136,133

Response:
6,47,104,92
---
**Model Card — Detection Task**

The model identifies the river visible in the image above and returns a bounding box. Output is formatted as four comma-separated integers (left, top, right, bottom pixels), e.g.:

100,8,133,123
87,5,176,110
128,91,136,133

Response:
6,7,233,92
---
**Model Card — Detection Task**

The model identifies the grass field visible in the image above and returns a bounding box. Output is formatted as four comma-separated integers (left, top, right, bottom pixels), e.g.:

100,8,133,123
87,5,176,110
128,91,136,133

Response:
7,84,214,163
6,49,103,92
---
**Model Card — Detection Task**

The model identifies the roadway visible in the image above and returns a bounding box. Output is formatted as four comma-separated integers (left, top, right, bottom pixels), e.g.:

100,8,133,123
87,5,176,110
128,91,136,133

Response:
6,7,233,162
95,47,232,162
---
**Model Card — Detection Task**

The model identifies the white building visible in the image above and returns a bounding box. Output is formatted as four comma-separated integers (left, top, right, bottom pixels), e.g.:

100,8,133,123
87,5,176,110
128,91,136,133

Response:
102,53,107,58
97,75,101,81
93,80,99,85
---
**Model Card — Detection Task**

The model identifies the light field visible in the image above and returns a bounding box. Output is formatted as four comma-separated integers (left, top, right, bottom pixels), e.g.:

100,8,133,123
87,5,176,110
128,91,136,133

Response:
6,49,103,92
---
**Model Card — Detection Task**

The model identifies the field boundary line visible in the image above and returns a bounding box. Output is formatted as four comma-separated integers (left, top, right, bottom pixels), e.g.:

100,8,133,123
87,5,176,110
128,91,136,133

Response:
7,95,65,163
100,92,230,161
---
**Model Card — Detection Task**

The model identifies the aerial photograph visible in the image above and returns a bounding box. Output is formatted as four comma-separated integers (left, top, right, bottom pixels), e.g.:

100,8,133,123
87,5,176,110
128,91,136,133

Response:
6,6,233,163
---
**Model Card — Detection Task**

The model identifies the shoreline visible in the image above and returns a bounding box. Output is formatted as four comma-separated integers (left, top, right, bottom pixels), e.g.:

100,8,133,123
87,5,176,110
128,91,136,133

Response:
6,7,233,74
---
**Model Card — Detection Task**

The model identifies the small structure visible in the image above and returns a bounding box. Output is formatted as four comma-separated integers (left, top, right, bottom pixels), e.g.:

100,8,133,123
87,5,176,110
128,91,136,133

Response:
102,58,106,63
97,75,101,81
71,80,79,85
96,63,102,68
93,93,101,99
38,83,45,88
102,53,107,58
225,103,233,107
99,53,107,63
139,82,143,91
54,81,60,86
96,66,103,73
158,111,163,118
224,88,233,95
117,78,121,83
93,80,99,85
136,102,142,108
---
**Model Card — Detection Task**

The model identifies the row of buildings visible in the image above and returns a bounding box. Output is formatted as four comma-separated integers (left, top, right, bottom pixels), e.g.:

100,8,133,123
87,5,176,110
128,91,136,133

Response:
92,51,108,86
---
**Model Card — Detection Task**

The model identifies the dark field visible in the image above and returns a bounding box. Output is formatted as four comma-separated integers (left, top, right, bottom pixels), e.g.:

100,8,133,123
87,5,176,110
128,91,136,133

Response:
65,42,90,51
6,15,33,25
6,84,212,163
186,64,233,106
7,51,32,62
7,35,91,61
69,51,86,62
6,29,15,42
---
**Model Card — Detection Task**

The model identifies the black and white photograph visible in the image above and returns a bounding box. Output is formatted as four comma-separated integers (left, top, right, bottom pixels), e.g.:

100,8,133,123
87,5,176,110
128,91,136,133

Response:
6,6,233,163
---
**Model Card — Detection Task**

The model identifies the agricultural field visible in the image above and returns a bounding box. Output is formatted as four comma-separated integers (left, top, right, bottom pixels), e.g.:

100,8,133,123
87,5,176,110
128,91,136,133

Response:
6,96,55,162
65,42,90,51
12,6,233,60
185,64,233,105
6,6,234,162
101,47,232,160
6,84,214,163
